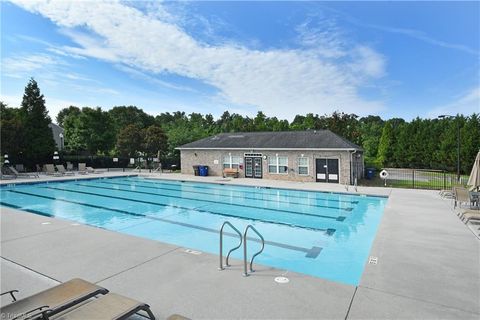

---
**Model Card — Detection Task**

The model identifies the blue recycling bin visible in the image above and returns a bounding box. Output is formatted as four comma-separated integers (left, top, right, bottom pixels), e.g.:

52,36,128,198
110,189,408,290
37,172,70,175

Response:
199,165,209,176
366,168,376,180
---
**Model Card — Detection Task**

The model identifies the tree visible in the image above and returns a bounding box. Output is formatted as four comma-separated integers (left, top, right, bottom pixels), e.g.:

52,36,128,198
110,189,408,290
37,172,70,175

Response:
359,116,384,163
20,78,55,165
0,102,24,161
143,125,168,158
116,124,144,157
377,121,394,167
253,111,268,131
63,112,86,152
56,106,81,127
78,107,115,154
108,106,155,135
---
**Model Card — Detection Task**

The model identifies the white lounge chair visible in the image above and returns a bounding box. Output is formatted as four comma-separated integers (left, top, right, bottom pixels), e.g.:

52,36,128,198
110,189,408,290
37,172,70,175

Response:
45,164,62,177
78,163,88,175
87,166,106,174
57,164,75,176
9,167,39,178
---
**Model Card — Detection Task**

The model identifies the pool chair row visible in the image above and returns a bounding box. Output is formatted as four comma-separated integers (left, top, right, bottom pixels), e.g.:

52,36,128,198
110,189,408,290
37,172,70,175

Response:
0,278,188,320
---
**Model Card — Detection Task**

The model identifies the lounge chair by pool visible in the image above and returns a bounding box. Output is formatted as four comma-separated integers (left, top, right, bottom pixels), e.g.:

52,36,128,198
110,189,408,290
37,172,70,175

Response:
57,164,75,176
460,209,480,223
86,166,106,174
454,187,471,208
45,164,62,177
78,163,87,175
9,167,39,178
1,278,156,320
51,292,155,320
0,278,108,320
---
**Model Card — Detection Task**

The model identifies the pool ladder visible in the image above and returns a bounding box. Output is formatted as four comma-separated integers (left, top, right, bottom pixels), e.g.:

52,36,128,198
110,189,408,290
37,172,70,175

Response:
219,221,265,277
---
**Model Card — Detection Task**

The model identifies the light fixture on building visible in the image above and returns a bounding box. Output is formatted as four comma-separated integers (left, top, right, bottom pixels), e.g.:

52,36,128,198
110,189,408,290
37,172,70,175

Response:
59,133,64,150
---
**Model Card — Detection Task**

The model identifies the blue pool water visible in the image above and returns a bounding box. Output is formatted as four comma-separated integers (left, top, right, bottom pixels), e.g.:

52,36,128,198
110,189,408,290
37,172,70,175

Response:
0,176,387,285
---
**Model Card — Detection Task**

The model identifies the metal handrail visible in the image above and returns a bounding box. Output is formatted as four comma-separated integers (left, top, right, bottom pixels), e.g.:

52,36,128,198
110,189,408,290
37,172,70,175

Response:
243,225,265,276
219,221,243,270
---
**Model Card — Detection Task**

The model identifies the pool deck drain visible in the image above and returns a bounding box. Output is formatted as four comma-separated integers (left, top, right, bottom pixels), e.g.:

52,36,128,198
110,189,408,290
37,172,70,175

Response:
1,173,479,319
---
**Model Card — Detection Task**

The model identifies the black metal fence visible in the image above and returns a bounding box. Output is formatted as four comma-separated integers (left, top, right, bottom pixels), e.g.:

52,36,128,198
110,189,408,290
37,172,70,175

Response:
361,167,469,190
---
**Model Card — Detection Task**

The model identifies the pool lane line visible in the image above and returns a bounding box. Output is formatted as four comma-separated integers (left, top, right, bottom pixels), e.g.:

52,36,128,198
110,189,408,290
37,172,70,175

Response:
122,178,359,204
5,191,326,258
0,201,53,218
9,189,336,233
68,183,349,220
126,178,360,204
98,180,357,209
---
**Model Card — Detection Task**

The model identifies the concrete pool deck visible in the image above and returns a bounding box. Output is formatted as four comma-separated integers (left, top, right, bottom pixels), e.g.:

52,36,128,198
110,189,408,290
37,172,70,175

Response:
1,173,479,319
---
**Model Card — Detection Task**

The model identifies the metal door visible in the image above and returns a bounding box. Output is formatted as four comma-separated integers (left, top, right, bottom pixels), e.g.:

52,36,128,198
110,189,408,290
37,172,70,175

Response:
315,158,339,183
327,159,339,183
245,157,253,178
315,159,327,182
245,157,262,178
253,157,262,178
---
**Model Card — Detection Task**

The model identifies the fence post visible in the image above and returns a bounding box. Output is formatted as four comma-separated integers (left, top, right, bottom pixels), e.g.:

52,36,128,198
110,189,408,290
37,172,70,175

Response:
443,171,446,190
412,170,415,189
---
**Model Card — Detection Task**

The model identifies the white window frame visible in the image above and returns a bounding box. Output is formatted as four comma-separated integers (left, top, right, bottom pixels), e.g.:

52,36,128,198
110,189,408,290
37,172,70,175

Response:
223,154,241,169
298,157,309,175
268,155,288,174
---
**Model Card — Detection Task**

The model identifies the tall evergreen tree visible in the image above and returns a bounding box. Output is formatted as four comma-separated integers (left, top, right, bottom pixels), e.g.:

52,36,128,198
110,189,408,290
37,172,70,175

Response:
20,78,55,165
377,121,394,167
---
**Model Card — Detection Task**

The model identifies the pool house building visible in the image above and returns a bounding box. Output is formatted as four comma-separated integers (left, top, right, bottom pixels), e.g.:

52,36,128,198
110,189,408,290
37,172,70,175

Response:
177,130,364,184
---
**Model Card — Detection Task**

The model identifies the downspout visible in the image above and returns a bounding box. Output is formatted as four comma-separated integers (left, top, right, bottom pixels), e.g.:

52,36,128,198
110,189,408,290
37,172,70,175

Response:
351,150,357,187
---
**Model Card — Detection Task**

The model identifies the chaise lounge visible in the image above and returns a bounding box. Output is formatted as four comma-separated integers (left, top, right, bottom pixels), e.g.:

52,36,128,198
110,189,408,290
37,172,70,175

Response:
45,164,62,177
56,164,75,176
8,167,39,178
1,278,156,320
0,278,108,320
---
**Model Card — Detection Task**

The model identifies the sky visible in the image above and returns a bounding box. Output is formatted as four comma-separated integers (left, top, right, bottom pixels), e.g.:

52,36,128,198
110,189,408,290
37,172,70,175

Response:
1,1,479,122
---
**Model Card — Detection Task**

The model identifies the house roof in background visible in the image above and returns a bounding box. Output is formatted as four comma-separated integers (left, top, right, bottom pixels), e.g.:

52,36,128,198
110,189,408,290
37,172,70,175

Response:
177,130,362,150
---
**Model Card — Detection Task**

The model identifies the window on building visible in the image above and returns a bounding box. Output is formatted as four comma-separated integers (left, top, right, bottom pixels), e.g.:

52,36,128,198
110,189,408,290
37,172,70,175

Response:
223,155,242,169
298,157,309,175
268,156,288,174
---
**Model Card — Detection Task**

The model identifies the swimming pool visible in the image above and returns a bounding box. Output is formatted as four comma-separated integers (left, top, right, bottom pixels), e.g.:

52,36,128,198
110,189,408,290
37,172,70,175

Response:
0,176,387,285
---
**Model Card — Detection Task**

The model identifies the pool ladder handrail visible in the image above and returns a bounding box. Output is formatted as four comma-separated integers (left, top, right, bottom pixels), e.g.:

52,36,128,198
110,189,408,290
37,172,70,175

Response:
219,221,243,270
243,224,265,277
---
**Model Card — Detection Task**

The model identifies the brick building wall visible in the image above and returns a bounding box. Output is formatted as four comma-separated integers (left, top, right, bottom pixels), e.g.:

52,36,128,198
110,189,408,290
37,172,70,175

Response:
180,149,362,184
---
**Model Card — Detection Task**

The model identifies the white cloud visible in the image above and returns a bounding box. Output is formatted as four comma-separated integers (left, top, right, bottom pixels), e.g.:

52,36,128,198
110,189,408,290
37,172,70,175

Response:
2,53,65,78
427,87,480,118
114,64,199,93
11,0,387,119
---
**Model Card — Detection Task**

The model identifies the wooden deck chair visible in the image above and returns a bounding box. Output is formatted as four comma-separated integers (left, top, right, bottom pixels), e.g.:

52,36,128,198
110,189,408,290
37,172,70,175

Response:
56,164,75,176
0,278,108,320
48,293,155,320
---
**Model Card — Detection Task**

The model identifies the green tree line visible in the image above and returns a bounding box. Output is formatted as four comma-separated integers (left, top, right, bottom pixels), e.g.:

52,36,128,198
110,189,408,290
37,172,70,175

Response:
1,79,479,173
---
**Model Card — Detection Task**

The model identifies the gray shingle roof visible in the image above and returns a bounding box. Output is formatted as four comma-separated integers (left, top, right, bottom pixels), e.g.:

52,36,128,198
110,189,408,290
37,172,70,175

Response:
177,130,362,150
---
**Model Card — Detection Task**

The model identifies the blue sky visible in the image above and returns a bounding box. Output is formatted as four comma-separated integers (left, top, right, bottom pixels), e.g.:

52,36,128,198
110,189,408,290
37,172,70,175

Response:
1,1,479,122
